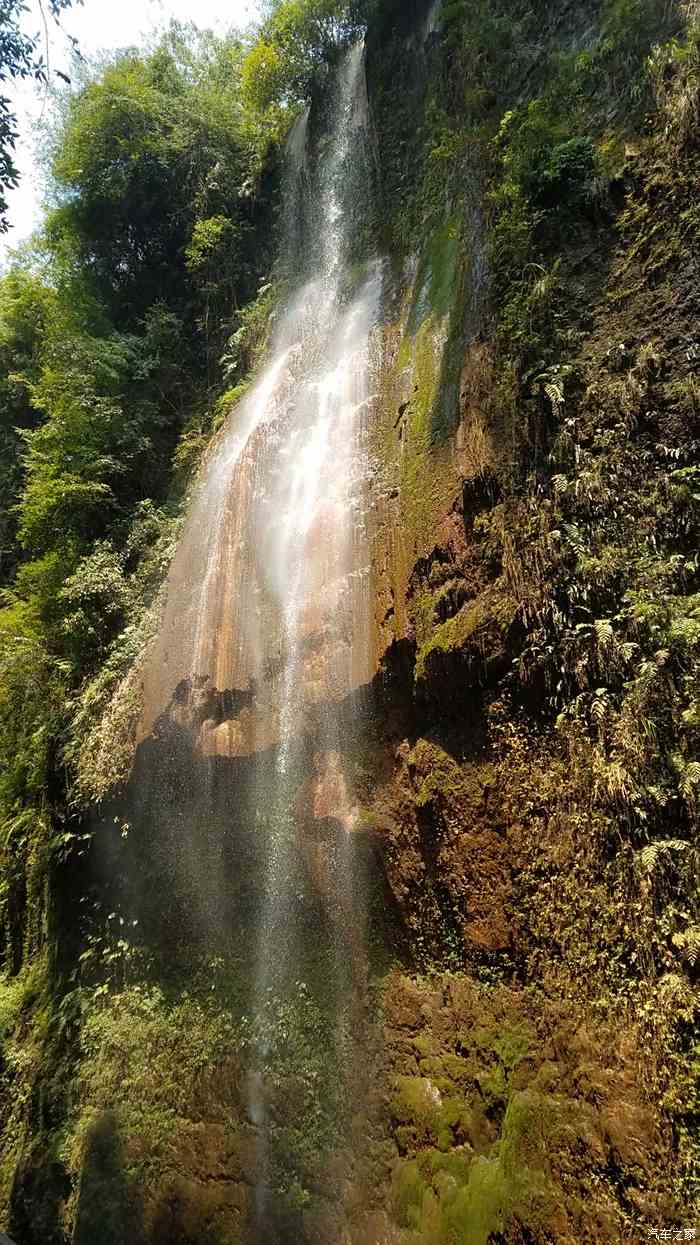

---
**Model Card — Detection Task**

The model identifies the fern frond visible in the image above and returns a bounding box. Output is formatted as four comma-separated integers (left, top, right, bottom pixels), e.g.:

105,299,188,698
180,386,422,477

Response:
637,838,689,874
674,927,700,968
591,690,608,726
544,381,564,412
594,618,614,649
563,524,587,558
686,927,700,968
680,760,700,805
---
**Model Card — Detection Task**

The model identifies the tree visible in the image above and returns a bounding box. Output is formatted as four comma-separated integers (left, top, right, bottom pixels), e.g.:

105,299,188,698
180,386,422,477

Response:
0,265,56,579
241,0,370,117
0,0,77,228
0,26,278,607
45,31,271,354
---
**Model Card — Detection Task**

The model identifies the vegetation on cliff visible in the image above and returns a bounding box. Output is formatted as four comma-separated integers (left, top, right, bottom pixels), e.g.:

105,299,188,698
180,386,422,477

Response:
367,0,700,1235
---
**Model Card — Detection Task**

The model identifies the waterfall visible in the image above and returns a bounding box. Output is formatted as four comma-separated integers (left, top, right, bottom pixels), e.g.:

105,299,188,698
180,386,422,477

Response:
137,42,380,1239
425,0,443,36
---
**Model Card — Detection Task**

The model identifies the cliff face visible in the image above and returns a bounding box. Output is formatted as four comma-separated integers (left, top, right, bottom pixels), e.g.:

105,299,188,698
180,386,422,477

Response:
354,1,700,1236
2,0,700,1242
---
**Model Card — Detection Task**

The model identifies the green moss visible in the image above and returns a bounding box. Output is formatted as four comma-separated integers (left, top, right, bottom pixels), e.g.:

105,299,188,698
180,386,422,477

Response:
0,957,53,1229
409,740,467,808
391,1146,511,1245
413,588,440,651
393,1076,444,1130
392,1158,429,1230
390,1084,561,1245
417,1056,453,1087
0,958,46,1037
426,1149,473,1183
412,1033,437,1058
500,1088,557,1178
387,1001,563,1244
371,307,464,643
409,320,441,441
473,1022,535,1072
446,1156,508,1245
393,1074,476,1156
476,1064,507,1109
414,590,517,682
441,1053,472,1083
412,578,473,650
409,218,464,332
63,986,237,1186
436,1098,470,1152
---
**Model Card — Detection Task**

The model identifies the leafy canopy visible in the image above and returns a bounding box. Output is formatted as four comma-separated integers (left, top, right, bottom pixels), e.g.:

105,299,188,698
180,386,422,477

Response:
241,0,369,121
46,31,254,329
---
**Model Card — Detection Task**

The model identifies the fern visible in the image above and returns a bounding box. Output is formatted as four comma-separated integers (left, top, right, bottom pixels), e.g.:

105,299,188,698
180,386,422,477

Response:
594,618,614,649
637,838,689,874
529,259,561,308
563,523,587,558
635,340,661,379
544,380,564,413
679,760,700,806
656,442,684,462
673,926,700,968
591,689,608,727
637,659,658,686
685,927,700,968
639,844,660,873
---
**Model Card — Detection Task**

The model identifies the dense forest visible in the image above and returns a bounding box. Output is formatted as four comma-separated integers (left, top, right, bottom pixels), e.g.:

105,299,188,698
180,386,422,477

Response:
1,0,699,1241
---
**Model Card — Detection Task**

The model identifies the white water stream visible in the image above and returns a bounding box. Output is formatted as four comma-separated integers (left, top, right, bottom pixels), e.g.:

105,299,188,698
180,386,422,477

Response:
138,43,380,1236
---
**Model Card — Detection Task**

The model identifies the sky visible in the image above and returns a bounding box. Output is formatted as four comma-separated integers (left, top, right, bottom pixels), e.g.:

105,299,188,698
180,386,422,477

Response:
1,0,261,258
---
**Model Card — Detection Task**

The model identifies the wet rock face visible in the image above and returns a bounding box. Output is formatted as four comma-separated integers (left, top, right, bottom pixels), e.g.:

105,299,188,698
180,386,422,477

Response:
138,257,380,768
370,732,513,963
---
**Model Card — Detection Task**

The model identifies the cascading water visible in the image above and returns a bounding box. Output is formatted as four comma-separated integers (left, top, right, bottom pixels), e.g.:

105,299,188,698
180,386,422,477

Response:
425,0,443,35
137,41,380,1241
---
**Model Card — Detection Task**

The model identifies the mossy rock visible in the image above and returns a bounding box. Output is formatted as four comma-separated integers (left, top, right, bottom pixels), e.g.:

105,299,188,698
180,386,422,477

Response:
392,1158,429,1231
476,1065,508,1111
389,1039,571,1245
392,1076,473,1154
472,1022,535,1072
408,217,464,332
411,1033,437,1059
406,739,493,813
414,588,518,684
393,1076,445,1135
